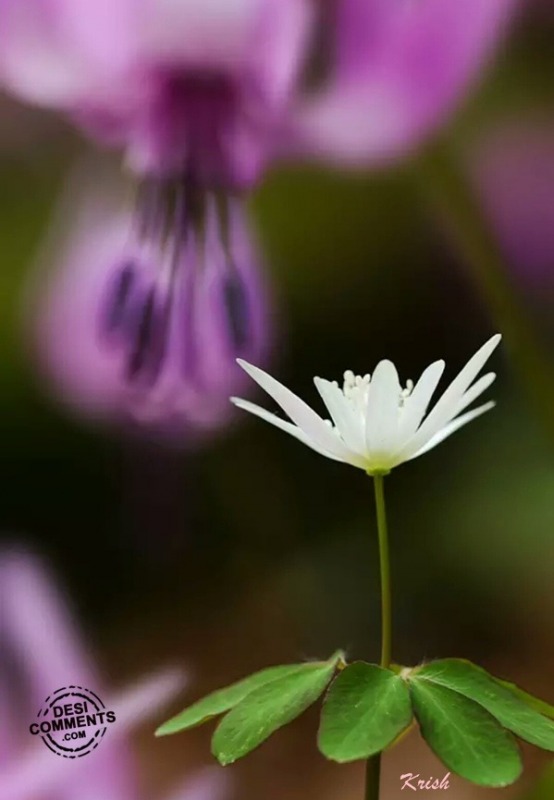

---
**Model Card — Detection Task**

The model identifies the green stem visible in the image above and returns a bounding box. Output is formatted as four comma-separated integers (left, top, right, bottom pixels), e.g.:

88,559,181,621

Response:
373,474,392,670
418,143,554,444
365,473,392,800
365,755,381,800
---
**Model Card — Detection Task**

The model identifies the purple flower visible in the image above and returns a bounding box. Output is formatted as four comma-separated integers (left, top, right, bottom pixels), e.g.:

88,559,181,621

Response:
26,167,271,437
0,0,516,177
0,546,228,800
0,0,311,186
4,0,515,432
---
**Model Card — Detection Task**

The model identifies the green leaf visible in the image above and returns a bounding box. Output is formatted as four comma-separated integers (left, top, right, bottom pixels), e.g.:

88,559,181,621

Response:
495,678,554,721
318,662,413,762
416,659,554,751
156,662,330,736
410,679,522,787
211,652,340,765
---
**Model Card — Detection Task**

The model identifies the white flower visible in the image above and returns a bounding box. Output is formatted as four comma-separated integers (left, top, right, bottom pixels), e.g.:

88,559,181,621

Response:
231,335,501,474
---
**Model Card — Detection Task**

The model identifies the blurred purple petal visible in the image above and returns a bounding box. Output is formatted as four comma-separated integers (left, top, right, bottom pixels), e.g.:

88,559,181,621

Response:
109,668,185,729
0,669,186,800
178,199,271,407
0,0,136,107
471,117,554,285
286,0,517,166
0,547,191,800
137,0,310,78
25,167,272,440
0,0,90,105
0,547,96,706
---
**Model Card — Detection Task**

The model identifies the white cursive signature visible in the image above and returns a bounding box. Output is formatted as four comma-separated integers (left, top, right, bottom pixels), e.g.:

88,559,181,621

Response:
400,773,451,791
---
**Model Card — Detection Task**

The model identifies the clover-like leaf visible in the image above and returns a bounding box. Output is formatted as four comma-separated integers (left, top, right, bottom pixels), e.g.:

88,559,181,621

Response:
156,661,332,737
211,652,341,765
410,678,522,787
318,662,412,762
416,659,554,751
495,678,554,721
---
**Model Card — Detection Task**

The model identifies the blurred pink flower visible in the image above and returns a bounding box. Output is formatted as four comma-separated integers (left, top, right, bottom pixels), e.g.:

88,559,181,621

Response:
0,547,227,800
471,118,554,287
2,0,515,434
26,169,271,437
0,0,311,187
0,0,516,178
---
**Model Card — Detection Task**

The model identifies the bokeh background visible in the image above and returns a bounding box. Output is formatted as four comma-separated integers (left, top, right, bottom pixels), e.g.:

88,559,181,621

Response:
1,3,554,799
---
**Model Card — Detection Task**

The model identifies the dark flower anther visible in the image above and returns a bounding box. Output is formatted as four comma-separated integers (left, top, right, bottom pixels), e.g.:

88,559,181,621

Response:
99,261,138,339
222,271,250,353
125,285,169,385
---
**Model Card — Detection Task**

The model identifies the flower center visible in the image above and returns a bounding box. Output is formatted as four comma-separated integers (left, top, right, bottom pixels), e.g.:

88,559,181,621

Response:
128,68,250,190
163,72,238,186
341,370,371,416
335,371,415,419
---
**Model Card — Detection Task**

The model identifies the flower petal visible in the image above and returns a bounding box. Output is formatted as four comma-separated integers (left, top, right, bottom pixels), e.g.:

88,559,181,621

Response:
407,401,495,461
399,334,500,459
0,0,89,105
365,359,401,454
0,667,183,800
0,0,137,107
248,0,313,110
138,0,310,88
231,397,346,462
454,371,496,416
313,377,364,454
397,359,445,441
285,0,516,165
0,547,184,800
0,548,96,706
180,199,271,402
139,0,265,68
236,360,353,460
108,668,184,727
